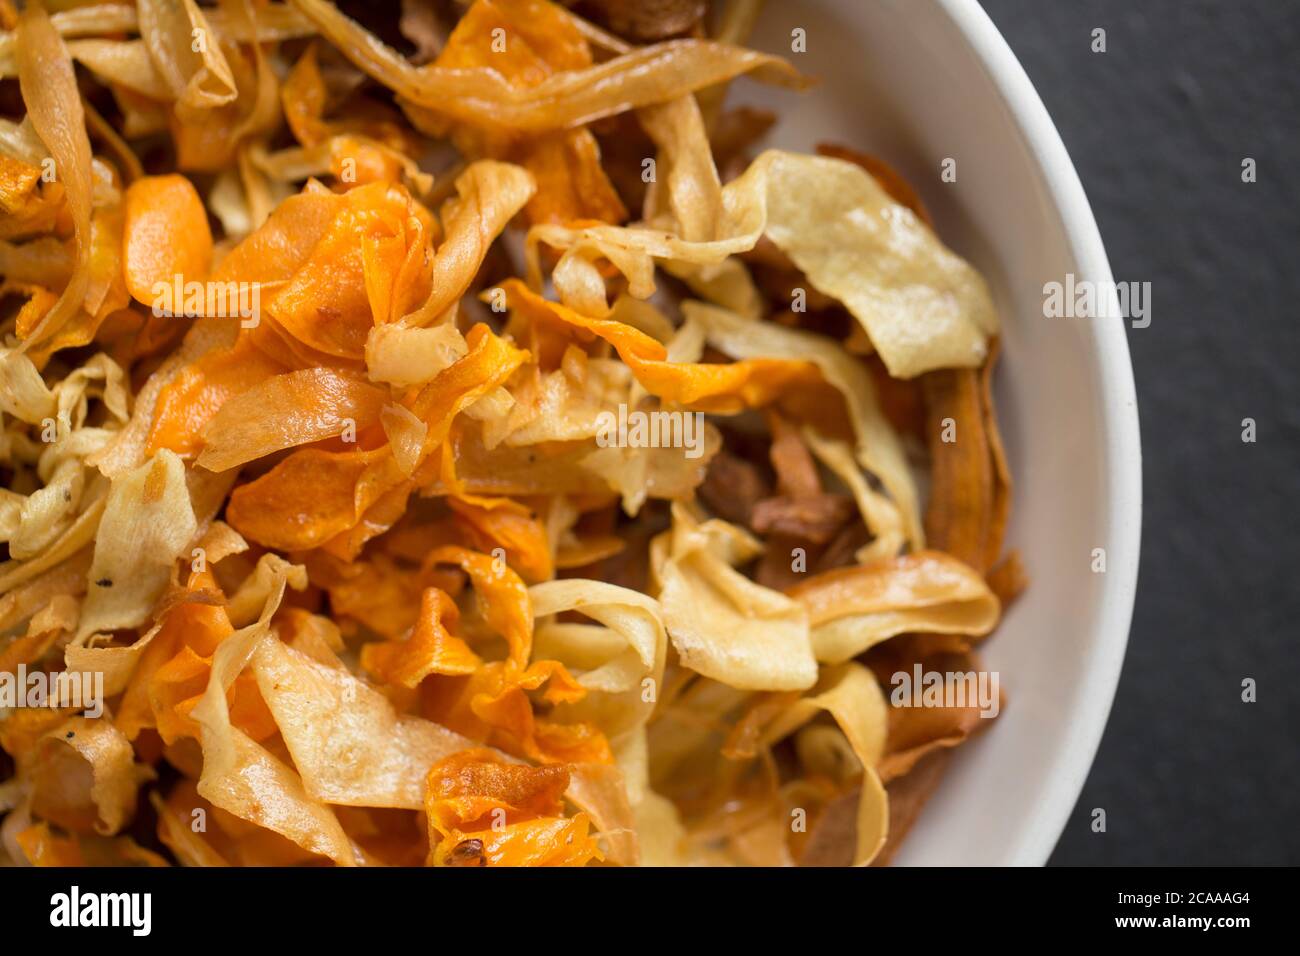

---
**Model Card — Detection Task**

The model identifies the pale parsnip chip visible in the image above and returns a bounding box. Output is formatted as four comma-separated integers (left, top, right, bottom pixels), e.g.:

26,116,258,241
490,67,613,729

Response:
639,94,722,242
225,553,308,628
654,503,816,691
137,0,237,114
75,449,196,640
787,552,1001,663
365,322,467,387
753,153,996,376
380,403,427,477
612,726,690,867
0,552,89,634
191,572,357,866
65,620,162,699
192,519,249,566
530,578,667,737
32,716,152,836
52,353,130,430
6,458,84,560
0,6,141,76
62,39,172,101
580,424,721,516
0,348,57,424
401,160,536,325
498,360,633,448
149,789,229,867
530,150,996,377
762,662,889,865
15,3,93,352
565,761,639,867
0,485,107,594
632,788,693,866
251,636,474,809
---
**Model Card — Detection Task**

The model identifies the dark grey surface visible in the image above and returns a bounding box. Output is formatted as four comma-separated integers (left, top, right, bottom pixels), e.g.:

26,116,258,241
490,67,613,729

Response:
977,0,1300,865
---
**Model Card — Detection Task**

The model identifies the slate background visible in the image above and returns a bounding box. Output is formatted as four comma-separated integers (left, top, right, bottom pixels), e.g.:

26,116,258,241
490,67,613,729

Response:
976,0,1300,865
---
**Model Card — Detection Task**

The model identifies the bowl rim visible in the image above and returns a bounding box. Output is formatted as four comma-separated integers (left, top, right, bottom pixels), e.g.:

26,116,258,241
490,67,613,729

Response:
934,0,1143,865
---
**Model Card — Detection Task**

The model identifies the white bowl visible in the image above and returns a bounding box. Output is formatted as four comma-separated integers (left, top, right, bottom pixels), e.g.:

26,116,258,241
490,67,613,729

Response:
733,0,1142,865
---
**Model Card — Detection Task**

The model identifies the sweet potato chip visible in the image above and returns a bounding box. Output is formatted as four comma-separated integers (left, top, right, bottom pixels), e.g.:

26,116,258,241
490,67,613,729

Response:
197,367,387,472
424,748,602,866
122,174,214,305
361,586,480,687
